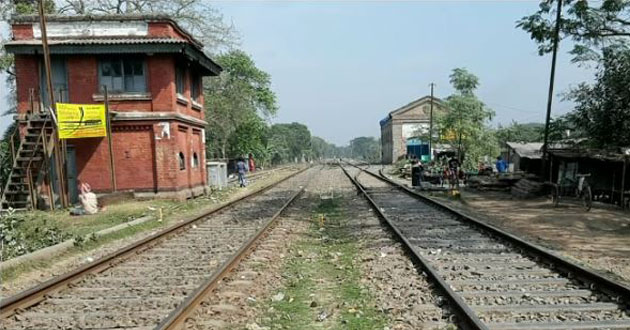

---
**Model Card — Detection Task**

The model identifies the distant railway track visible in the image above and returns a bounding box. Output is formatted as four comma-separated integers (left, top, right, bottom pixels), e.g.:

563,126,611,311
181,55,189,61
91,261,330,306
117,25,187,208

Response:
342,163,630,330
226,165,294,186
1,166,314,330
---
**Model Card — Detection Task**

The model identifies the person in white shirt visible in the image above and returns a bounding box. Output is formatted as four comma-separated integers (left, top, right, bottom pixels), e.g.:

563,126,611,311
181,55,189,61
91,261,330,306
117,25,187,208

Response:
70,182,98,215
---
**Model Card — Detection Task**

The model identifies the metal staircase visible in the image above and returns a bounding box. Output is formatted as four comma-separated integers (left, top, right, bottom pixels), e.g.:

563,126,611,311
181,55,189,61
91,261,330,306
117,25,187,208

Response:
1,112,55,211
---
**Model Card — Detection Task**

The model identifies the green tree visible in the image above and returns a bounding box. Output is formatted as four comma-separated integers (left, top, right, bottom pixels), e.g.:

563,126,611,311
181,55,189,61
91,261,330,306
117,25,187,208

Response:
204,50,277,159
564,47,630,147
310,136,330,160
546,114,582,144
227,113,270,164
495,122,544,146
517,0,630,62
268,123,311,164
349,136,381,163
439,68,498,170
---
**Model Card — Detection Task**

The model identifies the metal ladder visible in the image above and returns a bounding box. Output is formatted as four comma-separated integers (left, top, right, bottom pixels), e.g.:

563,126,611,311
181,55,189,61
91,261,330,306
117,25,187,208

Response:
0,111,55,211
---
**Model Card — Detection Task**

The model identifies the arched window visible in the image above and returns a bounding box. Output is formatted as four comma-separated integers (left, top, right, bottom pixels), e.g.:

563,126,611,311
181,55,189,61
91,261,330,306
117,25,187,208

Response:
192,152,199,168
179,152,186,170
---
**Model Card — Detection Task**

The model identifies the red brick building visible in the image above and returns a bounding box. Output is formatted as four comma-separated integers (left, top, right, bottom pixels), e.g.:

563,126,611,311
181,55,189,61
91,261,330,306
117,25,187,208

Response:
5,15,222,201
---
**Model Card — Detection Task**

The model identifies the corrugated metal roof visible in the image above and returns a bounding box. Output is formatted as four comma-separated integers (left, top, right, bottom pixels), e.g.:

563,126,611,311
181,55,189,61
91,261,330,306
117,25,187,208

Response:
5,38,187,46
506,142,543,159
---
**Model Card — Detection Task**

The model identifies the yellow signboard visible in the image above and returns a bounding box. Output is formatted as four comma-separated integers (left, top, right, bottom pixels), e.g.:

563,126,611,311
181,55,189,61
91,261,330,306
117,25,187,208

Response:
57,103,107,139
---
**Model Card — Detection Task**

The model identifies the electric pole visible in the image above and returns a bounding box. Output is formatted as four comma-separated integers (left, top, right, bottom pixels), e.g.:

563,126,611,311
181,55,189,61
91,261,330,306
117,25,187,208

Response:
541,0,563,179
39,0,68,208
429,83,435,161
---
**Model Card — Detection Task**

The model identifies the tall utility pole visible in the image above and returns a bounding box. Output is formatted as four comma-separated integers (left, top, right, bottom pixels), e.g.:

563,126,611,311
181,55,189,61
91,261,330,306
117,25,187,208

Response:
541,0,563,179
39,0,68,208
428,83,435,161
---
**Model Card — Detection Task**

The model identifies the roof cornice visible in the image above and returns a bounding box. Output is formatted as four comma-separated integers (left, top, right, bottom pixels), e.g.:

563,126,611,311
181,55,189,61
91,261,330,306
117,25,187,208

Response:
10,14,203,49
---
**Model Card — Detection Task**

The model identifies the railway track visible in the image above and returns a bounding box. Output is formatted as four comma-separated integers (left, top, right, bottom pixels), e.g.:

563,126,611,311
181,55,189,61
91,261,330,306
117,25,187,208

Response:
1,166,315,330
343,164,630,330
227,165,294,187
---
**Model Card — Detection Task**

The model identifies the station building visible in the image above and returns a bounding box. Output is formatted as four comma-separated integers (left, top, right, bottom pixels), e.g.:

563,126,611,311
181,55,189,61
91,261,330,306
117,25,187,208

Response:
380,96,445,164
5,14,222,201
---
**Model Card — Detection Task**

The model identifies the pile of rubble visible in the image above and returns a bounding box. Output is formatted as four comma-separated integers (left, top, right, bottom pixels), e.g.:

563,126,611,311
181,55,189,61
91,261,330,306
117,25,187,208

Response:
467,173,545,199
510,178,545,198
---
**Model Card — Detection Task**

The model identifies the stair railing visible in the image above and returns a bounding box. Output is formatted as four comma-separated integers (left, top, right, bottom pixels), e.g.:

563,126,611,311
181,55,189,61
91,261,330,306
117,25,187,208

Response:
24,115,51,209
0,89,53,210
0,127,20,199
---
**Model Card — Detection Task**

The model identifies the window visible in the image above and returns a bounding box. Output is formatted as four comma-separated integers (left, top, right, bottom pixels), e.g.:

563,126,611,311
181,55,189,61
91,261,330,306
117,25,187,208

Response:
175,65,185,95
191,74,201,101
99,58,146,93
179,152,186,170
192,152,199,168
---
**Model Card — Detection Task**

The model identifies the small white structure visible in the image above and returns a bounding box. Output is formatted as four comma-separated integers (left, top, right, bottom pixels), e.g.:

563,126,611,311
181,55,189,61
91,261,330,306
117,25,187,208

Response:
206,161,227,190
505,142,543,172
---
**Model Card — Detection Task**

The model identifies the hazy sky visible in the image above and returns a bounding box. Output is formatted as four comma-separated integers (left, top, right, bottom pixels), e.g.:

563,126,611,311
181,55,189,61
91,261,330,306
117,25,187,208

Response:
0,1,595,145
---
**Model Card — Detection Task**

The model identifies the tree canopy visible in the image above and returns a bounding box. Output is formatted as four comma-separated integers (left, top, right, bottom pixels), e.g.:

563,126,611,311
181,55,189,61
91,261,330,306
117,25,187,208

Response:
517,0,630,62
439,68,498,170
520,1,630,149
564,47,630,148
205,50,277,159
495,122,544,146
267,123,312,164
349,136,381,163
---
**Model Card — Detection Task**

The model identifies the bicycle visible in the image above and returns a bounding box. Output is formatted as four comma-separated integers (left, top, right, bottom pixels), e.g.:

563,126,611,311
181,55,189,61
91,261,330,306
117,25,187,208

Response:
551,173,593,211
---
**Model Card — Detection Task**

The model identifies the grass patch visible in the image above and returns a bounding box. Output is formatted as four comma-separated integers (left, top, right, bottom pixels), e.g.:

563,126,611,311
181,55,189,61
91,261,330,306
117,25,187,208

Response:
0,216,165,282
1,170,295,282
262,196,388,329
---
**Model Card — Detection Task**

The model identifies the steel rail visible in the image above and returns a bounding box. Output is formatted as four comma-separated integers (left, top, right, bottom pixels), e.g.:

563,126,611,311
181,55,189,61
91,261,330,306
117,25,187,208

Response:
227,165,293,185
372,166,630,303
0,166,309,318
347,163,630,306
339,164,488,330
157,185,306,329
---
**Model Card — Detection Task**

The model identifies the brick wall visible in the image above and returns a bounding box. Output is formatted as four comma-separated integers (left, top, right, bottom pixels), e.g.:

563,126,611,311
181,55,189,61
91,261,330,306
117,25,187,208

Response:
13,54,206,117
148,22,187,40
14,56,39,115
72,137,111,192
152,121,176,191
67,56,97,104
12,24,33,40
148,55,176,112
174,64,205,120
380,122,393,164
176,125,190,189
112,125,156,191
10,23,210,196
191,129,204,185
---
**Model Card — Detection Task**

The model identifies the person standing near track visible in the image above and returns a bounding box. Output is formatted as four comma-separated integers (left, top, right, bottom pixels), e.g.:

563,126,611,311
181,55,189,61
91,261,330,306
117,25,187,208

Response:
495,156,507,173
248,153,256,172
236,157,248,187
447,157,460,189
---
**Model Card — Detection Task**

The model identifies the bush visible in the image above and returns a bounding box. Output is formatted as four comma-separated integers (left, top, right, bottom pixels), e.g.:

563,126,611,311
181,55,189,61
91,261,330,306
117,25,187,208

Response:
0,209,73,260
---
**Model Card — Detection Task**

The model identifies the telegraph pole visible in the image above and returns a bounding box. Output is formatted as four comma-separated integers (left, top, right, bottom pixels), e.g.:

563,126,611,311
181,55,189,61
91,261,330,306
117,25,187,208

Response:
541,0,563,179
39,0,68,208
429,83,435,161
